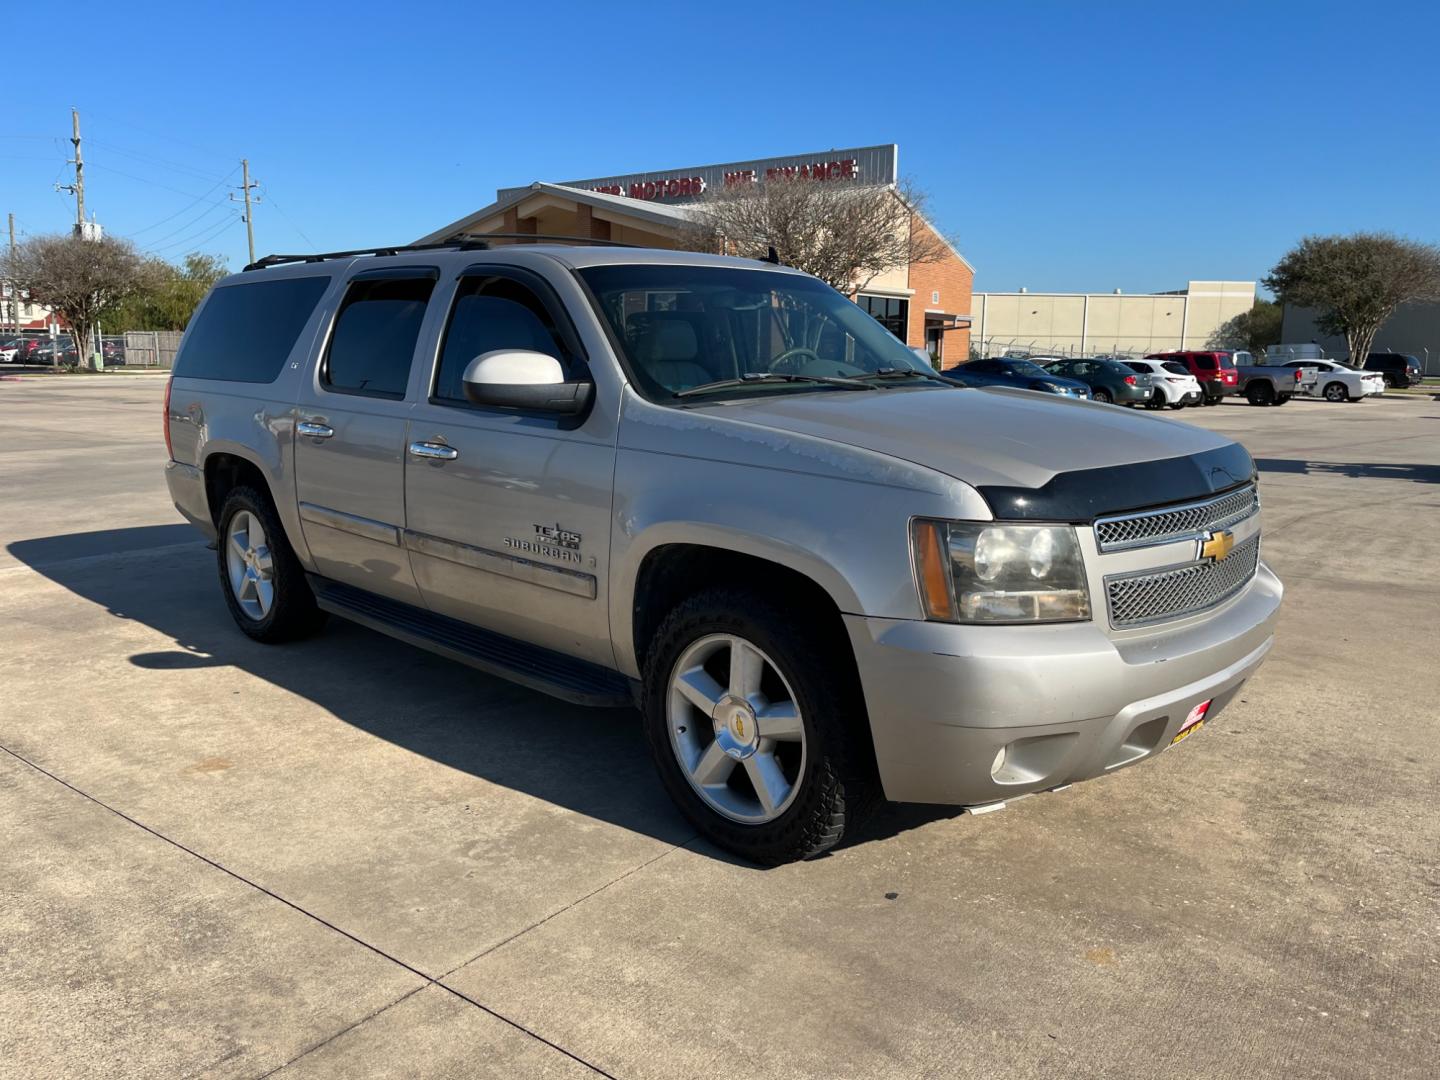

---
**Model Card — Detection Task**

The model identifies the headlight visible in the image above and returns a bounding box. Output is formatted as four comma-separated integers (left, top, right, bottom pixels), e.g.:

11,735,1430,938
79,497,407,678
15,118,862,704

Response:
910,520,1091,623
1035,382,1061,393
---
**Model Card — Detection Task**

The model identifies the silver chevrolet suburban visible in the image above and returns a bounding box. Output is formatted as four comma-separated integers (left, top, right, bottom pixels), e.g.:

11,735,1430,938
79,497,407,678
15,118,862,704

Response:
164,243,1281,864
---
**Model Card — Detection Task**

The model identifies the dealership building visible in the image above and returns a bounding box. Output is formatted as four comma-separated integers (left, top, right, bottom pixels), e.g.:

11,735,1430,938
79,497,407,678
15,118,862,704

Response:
418,144,978,362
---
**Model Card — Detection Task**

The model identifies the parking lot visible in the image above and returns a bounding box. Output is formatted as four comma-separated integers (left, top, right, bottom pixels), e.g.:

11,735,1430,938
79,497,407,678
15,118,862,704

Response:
2,376,1437,1079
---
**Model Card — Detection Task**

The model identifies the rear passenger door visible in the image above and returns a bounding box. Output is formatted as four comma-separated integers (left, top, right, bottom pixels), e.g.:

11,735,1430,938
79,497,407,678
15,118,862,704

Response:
293,266,439,605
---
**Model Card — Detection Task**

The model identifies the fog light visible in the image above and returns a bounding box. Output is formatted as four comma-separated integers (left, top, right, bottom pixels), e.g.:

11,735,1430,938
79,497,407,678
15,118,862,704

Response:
990,746,1008,778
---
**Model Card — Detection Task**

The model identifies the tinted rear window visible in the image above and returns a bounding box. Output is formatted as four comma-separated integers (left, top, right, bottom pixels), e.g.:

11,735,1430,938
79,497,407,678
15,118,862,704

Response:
1193,355,1216,370
1162,362,1190,376
173,276,329,383
1218,353,1236,369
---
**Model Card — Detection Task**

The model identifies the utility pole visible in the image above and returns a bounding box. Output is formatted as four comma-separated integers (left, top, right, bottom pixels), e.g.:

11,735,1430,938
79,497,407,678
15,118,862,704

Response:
231,159,260,265
55,109,86,234
6,213,14,335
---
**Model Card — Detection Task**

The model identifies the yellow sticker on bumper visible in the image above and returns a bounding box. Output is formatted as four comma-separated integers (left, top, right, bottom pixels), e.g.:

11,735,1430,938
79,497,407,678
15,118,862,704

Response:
1171,719,1204,745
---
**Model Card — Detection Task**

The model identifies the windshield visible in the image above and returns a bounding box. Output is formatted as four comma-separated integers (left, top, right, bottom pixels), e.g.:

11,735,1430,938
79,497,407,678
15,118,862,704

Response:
579,264,933,399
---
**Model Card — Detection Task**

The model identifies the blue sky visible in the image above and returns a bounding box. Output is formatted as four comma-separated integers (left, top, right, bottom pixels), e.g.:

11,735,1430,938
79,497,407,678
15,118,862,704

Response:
5,1,1437,294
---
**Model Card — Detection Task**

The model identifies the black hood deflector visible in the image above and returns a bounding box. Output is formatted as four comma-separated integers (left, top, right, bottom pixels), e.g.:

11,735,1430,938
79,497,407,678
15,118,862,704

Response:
978,442,1256,522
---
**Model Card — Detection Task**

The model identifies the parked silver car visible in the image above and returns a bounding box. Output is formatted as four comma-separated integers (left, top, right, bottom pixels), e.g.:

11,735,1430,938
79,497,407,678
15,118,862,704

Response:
164,244,1281,863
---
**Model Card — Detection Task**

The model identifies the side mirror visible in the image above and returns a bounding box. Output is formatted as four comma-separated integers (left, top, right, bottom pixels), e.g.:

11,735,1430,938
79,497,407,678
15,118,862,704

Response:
461,350,593,414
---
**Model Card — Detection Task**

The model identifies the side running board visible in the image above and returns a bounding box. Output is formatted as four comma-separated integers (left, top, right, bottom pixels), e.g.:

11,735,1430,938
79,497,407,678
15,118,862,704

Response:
309,577,634,708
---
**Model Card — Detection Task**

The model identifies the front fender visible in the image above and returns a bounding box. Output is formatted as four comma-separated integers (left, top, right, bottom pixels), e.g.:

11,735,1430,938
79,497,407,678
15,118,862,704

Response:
608,449,979,679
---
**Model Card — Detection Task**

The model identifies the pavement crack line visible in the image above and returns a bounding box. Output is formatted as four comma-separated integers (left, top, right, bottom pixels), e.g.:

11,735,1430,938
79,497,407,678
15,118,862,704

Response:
248,985,429,1080
438,837,698,982
0,742,622,1080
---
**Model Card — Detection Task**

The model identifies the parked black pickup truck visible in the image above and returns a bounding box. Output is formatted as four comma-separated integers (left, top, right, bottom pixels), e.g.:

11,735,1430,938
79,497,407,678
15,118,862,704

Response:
1234,363,1315,406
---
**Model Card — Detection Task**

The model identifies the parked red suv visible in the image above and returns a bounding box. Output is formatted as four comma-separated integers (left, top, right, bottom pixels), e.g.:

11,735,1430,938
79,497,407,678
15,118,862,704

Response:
1146,350,1240,406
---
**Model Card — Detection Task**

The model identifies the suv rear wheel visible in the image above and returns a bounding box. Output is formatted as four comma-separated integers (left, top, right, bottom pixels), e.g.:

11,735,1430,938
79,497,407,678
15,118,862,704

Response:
216,486,327,643
642,587,876,864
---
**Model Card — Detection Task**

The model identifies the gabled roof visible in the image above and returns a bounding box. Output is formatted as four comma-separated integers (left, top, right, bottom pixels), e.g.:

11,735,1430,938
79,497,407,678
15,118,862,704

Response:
415,182,691,244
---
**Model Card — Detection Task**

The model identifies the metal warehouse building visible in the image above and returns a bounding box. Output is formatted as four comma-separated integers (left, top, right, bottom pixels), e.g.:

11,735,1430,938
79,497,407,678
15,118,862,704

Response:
969,281,1257,359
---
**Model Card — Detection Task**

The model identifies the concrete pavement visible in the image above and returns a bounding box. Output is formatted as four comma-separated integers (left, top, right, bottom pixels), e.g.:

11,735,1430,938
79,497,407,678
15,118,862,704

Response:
1,378,1436,1078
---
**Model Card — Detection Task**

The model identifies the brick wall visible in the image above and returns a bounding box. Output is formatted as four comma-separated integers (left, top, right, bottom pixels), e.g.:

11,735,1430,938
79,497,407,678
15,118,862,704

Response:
906,215,974,364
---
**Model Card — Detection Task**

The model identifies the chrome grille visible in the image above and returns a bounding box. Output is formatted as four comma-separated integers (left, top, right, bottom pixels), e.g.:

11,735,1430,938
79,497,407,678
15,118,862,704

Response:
1095,484,1258,552
1105,535,1260,628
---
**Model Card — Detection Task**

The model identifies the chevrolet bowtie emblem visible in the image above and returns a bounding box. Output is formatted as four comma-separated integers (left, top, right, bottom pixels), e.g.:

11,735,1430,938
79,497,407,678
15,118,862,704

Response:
1200,529,1235,563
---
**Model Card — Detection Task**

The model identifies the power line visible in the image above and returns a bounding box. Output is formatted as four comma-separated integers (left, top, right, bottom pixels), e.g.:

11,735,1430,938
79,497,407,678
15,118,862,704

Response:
146,213,241,256
128,165,239,238
86,161,234,204
138,199,234,250
256,184,315,249
87,138,234,185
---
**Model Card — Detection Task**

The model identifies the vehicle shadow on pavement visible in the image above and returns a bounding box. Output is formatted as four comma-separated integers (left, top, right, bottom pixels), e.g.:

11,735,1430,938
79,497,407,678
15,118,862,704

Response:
9,525,957,863
1256,458,1440,484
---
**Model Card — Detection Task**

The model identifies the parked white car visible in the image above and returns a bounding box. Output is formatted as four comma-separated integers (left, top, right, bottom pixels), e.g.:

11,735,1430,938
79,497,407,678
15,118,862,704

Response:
1124,359,1204,410
1301,360,1386,402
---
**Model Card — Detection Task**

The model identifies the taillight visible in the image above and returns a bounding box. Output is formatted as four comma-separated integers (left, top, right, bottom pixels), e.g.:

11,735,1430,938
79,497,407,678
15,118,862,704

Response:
1293,370,1302,381
163,377,174,460
1124,375,1136,385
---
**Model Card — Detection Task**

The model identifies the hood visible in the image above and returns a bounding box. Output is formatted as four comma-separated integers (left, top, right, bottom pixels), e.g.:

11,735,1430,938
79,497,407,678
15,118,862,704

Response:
689,385,1252,518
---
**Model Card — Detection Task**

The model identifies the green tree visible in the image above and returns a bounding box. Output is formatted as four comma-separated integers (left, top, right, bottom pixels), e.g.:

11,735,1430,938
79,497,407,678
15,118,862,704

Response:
107,252,229,331
3,233,157,369
1264,233,1440,363
1207,298,1283,354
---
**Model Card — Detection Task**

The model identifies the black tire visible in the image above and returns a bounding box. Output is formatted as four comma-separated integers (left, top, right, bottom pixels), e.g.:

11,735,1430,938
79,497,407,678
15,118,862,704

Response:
642,587,878,865
1323,381,1349,403
1202,396,1220,406
215,485,327,643
1167,400,1186,410
1092,388,1113,404
1274,394,1290,406
1245,382,1274,406
1383,373,1399,389
1144,393,1165,410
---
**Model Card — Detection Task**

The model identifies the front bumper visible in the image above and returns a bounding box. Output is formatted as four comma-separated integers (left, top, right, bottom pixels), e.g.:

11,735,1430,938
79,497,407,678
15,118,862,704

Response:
845,562,1282,806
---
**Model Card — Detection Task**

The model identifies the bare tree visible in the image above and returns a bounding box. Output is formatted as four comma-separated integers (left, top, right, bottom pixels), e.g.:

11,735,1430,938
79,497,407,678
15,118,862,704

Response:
1264,233,1440,364
3,233,156,369
680,177,954,296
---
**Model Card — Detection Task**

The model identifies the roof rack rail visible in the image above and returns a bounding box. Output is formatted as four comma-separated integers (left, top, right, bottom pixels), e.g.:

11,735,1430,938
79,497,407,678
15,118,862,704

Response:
242,241,468,272
243,233,636,272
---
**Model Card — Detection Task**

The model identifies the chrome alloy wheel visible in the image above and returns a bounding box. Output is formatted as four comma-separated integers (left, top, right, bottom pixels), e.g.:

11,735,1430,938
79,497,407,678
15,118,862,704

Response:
667,634,807,824
225,510,276,620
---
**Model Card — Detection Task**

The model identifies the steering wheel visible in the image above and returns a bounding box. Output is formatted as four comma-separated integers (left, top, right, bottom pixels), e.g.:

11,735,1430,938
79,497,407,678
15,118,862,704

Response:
769,346,822,374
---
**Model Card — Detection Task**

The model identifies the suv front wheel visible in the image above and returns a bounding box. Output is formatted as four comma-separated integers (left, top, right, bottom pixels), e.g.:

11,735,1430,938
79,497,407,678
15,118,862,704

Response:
642,588,876,864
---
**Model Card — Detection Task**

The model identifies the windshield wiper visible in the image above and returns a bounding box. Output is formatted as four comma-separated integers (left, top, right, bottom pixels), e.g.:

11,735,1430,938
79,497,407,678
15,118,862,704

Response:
854,367,969,387
673,372,876,398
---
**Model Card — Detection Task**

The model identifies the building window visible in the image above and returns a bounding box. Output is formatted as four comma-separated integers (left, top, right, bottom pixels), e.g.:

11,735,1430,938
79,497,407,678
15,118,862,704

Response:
857,294,908,341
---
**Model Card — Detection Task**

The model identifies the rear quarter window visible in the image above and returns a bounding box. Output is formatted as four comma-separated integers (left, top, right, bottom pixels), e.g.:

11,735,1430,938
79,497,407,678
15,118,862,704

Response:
173,276,330,383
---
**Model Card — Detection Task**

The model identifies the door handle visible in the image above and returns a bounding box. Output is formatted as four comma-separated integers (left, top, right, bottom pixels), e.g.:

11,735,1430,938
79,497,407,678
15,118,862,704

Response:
297,421,334,439
409,441,459,462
